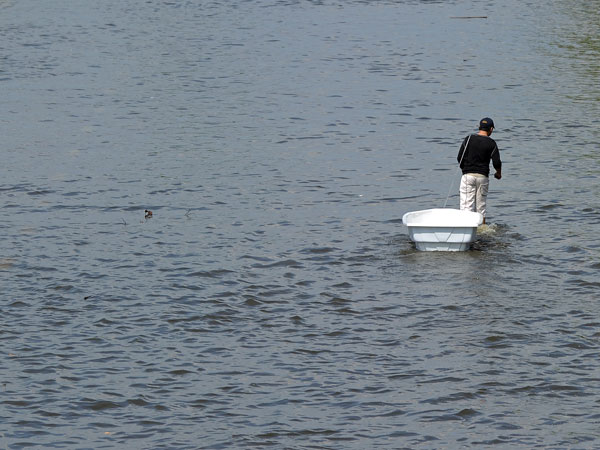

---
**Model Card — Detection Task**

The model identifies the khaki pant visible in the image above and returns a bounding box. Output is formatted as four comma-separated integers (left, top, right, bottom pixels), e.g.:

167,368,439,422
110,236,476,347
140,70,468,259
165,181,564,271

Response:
459,174,489,217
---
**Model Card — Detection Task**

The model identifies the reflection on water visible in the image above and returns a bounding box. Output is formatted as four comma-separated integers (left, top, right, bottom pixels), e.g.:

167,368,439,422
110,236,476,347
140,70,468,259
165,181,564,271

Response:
547,0,600,104
2,0,600,448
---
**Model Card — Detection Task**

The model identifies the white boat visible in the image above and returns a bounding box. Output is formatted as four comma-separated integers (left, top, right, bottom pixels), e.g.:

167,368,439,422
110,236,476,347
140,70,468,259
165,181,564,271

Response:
402,208,484,251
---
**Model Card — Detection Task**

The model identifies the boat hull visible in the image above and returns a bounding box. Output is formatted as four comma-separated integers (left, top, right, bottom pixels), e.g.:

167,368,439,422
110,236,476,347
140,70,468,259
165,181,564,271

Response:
402,208,484,251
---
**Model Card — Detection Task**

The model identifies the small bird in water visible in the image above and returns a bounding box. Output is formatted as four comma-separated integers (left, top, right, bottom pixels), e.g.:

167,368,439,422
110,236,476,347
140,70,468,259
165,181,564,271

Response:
145,209,153,219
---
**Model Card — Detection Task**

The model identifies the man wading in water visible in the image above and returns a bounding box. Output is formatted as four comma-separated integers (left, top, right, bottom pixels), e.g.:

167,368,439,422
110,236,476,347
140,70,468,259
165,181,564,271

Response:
457,117,502,224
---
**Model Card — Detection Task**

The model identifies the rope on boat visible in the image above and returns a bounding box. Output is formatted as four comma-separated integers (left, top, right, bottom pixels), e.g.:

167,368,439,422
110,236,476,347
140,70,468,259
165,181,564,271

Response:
443,134,471,208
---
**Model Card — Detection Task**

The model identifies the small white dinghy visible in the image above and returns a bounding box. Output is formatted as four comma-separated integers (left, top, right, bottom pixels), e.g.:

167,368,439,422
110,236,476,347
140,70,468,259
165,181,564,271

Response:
402,208,484,251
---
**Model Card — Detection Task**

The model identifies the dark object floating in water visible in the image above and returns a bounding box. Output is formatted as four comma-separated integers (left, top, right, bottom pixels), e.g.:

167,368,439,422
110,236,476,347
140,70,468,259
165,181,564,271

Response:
145,209,153,219
450,16,488,19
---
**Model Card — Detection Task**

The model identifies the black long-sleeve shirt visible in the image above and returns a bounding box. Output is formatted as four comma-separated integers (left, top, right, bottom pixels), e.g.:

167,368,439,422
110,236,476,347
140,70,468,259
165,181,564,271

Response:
457,134,502,177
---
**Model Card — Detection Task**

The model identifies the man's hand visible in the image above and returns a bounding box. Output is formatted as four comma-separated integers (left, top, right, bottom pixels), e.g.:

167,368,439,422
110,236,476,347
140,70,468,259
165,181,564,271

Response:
494,171,502,180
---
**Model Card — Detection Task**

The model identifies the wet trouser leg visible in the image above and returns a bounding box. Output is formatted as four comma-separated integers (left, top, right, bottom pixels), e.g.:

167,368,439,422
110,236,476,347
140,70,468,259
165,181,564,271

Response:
459,174,489,217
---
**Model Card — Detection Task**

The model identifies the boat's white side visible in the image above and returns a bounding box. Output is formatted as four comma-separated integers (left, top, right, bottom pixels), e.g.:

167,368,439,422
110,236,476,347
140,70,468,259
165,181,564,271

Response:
402,208,484,251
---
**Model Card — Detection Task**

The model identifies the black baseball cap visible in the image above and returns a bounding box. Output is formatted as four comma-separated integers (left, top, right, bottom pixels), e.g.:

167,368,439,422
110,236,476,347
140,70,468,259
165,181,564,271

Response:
479,117,495,130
